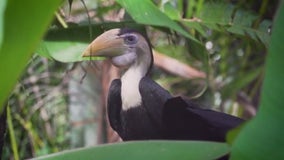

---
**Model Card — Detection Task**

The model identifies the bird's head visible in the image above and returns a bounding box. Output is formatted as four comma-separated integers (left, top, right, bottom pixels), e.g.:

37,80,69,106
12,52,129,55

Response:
82,28,153,73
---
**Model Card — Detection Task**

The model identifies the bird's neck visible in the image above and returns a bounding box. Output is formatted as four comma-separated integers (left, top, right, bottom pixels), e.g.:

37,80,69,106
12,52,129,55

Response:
120,48,152,110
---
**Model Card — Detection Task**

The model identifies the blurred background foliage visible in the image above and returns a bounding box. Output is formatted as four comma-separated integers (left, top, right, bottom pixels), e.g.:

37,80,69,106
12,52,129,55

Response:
1,0,279,159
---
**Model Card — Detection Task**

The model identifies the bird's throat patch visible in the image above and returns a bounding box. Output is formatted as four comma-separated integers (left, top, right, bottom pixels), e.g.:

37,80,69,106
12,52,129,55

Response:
120,67,143,110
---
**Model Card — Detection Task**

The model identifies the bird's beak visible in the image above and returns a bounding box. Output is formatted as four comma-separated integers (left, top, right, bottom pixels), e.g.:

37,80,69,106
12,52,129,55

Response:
82,29,125,58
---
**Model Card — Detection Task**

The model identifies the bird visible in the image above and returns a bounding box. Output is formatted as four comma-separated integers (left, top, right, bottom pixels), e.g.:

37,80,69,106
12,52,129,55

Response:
82,28,244,142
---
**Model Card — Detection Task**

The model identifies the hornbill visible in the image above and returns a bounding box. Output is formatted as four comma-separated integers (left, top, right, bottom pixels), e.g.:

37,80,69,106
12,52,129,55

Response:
82,28,244,141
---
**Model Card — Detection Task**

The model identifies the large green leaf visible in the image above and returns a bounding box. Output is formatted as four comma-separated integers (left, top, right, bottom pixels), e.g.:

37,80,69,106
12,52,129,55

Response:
37,25,99,62
37,22,143,62
116,0,199,43
37,41,105,62
0,0,61,112
231,2,284,159
37,40,87,62
34,141,229,160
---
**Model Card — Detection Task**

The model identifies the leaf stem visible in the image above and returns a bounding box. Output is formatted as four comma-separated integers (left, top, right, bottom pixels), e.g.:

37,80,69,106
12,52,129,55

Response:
7,105,19,160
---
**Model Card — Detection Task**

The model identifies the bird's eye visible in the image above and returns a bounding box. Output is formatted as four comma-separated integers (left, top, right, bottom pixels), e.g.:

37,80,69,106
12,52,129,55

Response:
124,35,138,45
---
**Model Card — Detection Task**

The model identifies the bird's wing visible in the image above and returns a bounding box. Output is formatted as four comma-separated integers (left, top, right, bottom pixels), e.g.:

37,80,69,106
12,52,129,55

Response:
163,97,244,141
107,79,123,134
139,76,172,128
182,97,244,129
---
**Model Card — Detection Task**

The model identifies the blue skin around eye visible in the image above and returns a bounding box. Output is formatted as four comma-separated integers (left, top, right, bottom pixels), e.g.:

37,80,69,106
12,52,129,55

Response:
124,35,138,45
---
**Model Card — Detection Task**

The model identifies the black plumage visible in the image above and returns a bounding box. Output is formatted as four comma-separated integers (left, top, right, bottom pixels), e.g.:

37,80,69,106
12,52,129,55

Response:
163,97,243,141
107,77,169,140
108,76,244,141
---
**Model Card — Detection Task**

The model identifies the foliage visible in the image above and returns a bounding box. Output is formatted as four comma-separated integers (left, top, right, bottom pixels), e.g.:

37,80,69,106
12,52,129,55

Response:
0,0,62,112
0,0,282,160
231,2,284,159
35,141,229,160
116,0,199,43
2,56,69,159
7,106,19,160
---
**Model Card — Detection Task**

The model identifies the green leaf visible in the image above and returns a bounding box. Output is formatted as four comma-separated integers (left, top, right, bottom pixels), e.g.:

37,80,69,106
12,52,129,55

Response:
36,41,53,59
161,1,181,20
232,10,258,27
37,22,142,62
33,141,229,160
231,2,284,159
0,0,6,48
37,41,87,62
257,20,272,47
182,21,207,37
37,41,104,63
116,0,199,43
0,0,61,112
197,2,234,25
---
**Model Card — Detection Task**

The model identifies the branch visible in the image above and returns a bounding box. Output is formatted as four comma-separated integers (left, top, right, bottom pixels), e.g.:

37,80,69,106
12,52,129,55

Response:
153,50,206,79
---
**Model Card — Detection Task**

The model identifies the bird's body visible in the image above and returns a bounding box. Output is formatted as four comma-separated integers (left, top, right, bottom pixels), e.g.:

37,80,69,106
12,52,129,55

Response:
82,28,244,142
108,77,243,141
108,77,170,140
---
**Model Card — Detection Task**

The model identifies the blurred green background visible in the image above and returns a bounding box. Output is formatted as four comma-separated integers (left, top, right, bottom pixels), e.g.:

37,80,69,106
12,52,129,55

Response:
0,0,282,160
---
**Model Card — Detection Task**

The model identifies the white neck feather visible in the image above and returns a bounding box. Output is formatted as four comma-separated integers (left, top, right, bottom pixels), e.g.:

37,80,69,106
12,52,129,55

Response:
121,65,144,110
120,47,151,110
